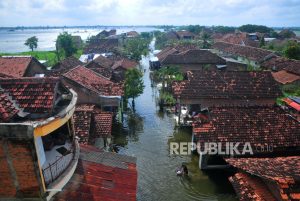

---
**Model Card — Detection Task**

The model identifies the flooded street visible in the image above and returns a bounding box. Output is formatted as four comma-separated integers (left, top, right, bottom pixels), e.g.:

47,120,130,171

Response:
112,39,237,201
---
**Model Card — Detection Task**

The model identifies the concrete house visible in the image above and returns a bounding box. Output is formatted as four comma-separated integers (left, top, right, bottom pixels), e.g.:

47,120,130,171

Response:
62,66,124,113
172,70,282,125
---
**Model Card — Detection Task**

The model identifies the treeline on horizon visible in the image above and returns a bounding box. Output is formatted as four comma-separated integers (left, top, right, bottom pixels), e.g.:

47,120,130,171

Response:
162,24,296,36
0,24,300,31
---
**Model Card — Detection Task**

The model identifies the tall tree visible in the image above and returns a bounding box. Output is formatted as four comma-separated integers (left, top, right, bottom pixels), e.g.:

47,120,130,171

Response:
201,32,211,49
24,36,38,51
122,38,150,61
124,68,145,111
56,32,77,58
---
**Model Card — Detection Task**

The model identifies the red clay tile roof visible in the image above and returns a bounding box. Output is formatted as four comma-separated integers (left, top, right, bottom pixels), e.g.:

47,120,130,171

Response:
193,106,300,153
229,173,276,201
94,112,113,138
47,56,82,77
0,140,40,199
176,30,195,38
0,77,59,114
165,31,179,40
173,70,281,101
0,56,34,77
86,55,114,69
161,49,226,65
63,66,123,96
54,146,137,201
212,42,274,62
157,44,200,61
0,92,19,122
90,67,112,79
261,56,300,76
126,31,139,37
226,156,300,201
111,58,138,70
73,104,96,144
52,56,82,70
84,39,119,54
74,104,113,144
217,32,259,47
156,47,179,61
272,70,300,84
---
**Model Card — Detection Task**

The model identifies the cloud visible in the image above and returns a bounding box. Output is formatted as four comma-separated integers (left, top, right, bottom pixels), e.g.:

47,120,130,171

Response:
0,0,299,26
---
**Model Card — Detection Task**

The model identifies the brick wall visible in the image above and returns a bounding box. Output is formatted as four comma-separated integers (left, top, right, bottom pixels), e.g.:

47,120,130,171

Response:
0,139,41,199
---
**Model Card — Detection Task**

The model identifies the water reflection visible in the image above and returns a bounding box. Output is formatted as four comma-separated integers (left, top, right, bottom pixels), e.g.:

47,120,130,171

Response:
112,41,237,201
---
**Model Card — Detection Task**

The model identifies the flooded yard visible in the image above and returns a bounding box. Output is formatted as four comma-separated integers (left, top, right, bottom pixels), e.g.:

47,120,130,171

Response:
112,40,237,201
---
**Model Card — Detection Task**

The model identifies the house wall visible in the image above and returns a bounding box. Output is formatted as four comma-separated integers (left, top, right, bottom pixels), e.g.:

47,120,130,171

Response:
25,60,47,77
0,137,43,199
113,67,126,81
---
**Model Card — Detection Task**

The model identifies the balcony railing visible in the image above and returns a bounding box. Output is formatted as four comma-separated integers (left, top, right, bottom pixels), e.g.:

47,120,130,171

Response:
42,143,75,186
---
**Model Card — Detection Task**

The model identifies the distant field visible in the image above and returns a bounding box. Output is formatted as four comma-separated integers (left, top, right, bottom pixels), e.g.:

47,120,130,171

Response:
0,49,82,67
294,30,300,36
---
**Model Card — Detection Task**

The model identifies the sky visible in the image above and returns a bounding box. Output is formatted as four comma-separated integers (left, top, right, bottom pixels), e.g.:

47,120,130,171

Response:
0,0,300,27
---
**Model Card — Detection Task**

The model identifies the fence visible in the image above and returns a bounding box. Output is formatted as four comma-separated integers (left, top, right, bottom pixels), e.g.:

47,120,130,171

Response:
42,146,74,186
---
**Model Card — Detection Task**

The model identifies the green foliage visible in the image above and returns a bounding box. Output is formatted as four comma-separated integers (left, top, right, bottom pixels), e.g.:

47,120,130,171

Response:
154,31,169,49
56,32,78,58
124,68,145,100
121,37,150,61
282,84,300,96
160,91,176,105
24,36,38,51
211,26,235,34
269,31,279,38
86,35,98,44
179,25,204,35
239,24,273,33
259,37,265,48
140,32,151,39
284,41,300,60
201,32,211,48
154,66,184,82
279,29,296,39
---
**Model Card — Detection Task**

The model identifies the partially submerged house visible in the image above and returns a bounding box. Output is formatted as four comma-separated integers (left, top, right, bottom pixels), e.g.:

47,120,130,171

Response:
151,44,199,70
73,104,113,149
226,156,300,201
111,58,139,81
172,70,281,125
62,66,124,113
176,30,196,40
96,29,117,38
193,106,300,169
0,56,47,78
160,49,226,72
216,32,260,47
46,56,83,77
212,41,275,68
126,31,139,38
85,55,114,79
84,39,119,54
